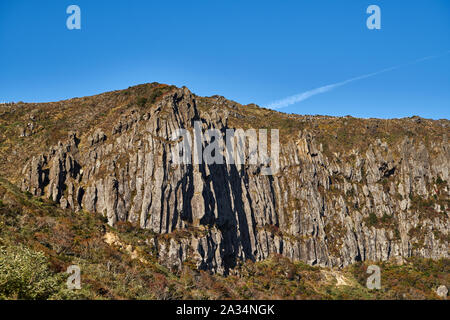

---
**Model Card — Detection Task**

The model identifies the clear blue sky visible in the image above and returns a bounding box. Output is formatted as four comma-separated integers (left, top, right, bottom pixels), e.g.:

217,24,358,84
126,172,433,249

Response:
1,0,449,119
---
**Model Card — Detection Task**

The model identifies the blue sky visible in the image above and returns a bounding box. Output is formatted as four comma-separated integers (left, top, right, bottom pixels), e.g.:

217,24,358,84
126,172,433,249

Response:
0,0,449,119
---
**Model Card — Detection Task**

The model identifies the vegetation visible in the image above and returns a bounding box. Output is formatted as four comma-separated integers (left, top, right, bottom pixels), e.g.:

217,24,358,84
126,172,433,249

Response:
0,244,80,299
366,212,378,227
136,97,148,108
0,177,447,300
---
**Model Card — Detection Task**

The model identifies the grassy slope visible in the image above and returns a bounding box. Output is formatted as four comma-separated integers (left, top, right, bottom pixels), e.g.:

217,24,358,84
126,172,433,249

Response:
0,177,448,300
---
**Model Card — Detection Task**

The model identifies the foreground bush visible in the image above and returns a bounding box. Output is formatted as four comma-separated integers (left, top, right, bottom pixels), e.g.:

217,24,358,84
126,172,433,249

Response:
0,245,63,299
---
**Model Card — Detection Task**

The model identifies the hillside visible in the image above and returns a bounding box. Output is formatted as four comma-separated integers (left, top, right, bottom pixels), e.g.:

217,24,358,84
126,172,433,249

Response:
0,83,448,299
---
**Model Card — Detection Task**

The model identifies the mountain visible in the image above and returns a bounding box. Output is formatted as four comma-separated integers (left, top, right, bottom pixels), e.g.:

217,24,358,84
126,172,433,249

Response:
1,174,447,300
0,83,448,279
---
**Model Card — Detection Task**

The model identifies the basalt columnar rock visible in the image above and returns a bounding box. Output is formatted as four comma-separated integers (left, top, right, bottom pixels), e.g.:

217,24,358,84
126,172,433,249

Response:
3,83,448,274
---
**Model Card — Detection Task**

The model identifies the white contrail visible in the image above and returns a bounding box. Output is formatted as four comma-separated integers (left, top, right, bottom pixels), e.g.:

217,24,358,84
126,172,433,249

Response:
266,52,450,110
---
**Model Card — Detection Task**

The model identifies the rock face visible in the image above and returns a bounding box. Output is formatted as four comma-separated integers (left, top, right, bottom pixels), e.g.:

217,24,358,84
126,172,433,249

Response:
20,86,449,274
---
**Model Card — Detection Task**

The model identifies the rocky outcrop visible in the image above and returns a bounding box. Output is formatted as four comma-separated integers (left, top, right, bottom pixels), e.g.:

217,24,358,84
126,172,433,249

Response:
436,285,448,299
20,86,449,274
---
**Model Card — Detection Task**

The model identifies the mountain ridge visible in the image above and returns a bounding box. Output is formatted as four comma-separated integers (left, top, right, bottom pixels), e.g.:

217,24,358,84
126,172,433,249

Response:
1,83,448,275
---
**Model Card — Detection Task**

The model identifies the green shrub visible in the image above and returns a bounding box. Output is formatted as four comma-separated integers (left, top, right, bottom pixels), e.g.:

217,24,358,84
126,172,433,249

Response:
136,97,148,108
367,212,378,227
381,213,393,223
436,176,446,186
148,88,165,104
0,245,62,299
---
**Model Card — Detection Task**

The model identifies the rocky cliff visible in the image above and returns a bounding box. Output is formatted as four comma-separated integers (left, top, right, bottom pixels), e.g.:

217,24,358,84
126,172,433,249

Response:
2,83,448,274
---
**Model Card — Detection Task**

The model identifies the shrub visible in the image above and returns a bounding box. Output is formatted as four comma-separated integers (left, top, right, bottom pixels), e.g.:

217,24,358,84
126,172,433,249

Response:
136,97,148,108
381,213,393,223
0,245,62,299
148,88,165,104
367,212,378,227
